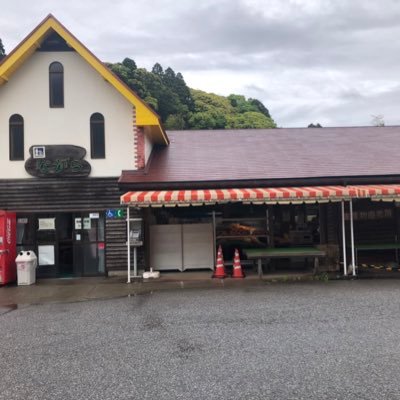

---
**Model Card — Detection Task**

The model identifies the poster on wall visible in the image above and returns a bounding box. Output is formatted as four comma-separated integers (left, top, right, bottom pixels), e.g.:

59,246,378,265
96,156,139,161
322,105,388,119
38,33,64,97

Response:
38,218,55,230
38,245,55,265
83,218,91,229
75,218,82,229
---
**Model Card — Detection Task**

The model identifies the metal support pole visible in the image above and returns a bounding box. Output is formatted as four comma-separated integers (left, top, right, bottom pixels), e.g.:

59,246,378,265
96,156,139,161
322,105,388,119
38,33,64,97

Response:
341,200,348,276
212,210,216,264
127,206,131,283
133,246,137,278
349,199,356,276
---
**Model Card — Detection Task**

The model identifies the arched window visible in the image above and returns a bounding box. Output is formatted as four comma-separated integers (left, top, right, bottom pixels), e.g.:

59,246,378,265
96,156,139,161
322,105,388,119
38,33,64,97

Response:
90,113,105,159
9,114,24,160
49,62,64,107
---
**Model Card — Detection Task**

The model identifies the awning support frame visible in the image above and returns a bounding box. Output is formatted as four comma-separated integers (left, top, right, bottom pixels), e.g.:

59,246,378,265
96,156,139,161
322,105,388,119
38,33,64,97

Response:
127,206,131,283
349,199,356,276
341,200,348,276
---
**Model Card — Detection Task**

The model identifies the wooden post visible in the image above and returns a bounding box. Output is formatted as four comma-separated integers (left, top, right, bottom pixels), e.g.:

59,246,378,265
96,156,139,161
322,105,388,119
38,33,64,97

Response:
258,258,263,278
319,203,327,244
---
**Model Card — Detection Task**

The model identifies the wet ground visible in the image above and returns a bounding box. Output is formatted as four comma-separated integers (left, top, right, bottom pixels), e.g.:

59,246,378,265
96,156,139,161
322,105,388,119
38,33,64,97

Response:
0,270,315,307
1,279,400,399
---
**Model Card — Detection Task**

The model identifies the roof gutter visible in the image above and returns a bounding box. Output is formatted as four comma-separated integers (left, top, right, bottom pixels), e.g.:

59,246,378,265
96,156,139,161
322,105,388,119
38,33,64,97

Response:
118,174,400,191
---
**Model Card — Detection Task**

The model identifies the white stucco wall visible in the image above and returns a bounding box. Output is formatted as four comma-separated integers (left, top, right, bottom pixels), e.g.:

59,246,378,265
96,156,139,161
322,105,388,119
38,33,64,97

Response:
0,51,137,178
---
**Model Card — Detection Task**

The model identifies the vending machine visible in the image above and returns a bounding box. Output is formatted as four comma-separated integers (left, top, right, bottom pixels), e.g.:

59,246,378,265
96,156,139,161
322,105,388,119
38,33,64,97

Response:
0,211,17,284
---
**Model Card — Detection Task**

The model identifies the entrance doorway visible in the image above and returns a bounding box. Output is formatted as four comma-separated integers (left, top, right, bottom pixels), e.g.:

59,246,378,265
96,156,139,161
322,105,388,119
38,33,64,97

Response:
16,212,105,278
57,214,74,277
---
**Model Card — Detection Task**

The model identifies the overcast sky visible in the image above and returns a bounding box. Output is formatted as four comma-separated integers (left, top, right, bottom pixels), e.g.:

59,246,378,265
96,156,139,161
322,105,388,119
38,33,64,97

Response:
2,0,400,127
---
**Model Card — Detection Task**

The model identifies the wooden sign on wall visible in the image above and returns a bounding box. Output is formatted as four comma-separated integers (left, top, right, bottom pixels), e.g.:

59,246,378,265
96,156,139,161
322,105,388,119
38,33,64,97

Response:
25,145,91,178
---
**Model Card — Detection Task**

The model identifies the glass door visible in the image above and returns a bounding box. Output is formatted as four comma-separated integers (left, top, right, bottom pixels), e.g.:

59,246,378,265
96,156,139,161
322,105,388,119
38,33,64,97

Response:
57,214,74,277
73,212,105,276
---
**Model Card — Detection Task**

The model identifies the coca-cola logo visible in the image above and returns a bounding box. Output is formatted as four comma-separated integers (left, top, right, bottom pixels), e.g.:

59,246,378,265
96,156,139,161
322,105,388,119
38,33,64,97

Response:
6,218,11,245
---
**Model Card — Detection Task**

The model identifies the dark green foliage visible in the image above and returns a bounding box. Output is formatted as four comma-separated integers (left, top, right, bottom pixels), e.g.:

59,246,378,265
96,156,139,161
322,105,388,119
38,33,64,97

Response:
248,98,271,118
0,38,5,60
151,63,163,76
107,59,276,130
308,123,323,128
165,114,186,130
122,57,137,71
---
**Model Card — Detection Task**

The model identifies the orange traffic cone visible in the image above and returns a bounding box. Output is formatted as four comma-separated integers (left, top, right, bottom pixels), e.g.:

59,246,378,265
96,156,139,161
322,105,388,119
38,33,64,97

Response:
212,245,226,278
232,248,245,278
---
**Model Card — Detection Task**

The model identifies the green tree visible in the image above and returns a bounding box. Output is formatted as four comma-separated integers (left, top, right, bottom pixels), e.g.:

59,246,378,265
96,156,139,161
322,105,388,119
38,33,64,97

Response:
308,123,323,128
188,111,225,129
165,114,186,130
248,98,271,118
107,60,276,130
228,94,254,113
152,63,163,76
122,57,137,71
0,38,5,60
227,112,276,129
172,72,194,112
191,89,233,114
190,89,276,129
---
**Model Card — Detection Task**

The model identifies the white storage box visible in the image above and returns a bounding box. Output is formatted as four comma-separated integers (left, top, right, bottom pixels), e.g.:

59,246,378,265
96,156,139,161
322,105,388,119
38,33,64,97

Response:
16,251,37,285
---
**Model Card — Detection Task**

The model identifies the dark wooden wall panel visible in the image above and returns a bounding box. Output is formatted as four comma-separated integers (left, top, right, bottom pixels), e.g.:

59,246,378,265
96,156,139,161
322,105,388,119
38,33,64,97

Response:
0,177,122,212
105,210,145,272
106,219,127,271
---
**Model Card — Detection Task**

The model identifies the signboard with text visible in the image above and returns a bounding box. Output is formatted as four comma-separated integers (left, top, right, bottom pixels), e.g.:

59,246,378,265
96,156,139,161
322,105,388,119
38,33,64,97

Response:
25,145,91,178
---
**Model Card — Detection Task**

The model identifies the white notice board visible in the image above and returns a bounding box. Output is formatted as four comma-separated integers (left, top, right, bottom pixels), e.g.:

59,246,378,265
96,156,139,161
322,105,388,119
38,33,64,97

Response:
38,245,55,265
38,218,55,230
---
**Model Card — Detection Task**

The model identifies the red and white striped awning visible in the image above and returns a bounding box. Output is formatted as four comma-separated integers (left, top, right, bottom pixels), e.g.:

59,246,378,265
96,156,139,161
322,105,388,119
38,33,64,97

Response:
355,184,400,201
121,186,357,207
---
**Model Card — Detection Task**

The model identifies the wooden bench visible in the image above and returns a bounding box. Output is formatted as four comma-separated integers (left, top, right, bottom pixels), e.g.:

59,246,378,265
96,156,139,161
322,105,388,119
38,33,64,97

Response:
243,247,327,278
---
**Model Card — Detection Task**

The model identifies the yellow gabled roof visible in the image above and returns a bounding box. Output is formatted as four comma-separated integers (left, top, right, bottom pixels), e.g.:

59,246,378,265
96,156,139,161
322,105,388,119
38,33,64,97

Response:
0,14,169,145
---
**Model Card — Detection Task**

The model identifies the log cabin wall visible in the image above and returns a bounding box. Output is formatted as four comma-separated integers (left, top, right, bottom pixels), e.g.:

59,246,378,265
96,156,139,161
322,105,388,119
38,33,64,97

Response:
0,177,121,212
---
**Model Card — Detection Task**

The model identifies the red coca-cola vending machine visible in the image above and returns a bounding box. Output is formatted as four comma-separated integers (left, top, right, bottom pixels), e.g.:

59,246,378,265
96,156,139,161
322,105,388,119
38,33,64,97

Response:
0,211,16,285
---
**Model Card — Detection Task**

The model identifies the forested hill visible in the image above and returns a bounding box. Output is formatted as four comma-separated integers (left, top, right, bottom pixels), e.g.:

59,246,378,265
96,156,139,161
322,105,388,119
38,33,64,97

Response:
107,58,276,130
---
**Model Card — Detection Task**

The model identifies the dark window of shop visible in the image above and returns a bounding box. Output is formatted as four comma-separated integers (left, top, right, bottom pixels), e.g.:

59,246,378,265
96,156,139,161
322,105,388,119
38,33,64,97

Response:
49,62,64,107
9,114,24,160
90,113,105,158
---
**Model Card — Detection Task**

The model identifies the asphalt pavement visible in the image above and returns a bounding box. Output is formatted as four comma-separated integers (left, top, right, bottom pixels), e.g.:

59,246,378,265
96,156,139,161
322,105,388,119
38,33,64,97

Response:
1,280,400,399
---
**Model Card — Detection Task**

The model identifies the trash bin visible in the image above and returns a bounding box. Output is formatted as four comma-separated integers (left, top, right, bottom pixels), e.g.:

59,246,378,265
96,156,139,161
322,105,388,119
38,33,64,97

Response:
15,251,37,285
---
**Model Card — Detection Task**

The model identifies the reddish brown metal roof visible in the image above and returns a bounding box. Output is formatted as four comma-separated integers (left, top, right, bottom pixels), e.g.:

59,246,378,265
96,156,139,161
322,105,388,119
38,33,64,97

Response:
119,126,400,189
